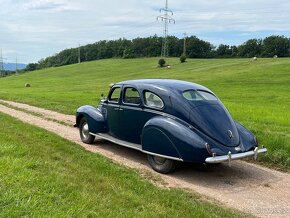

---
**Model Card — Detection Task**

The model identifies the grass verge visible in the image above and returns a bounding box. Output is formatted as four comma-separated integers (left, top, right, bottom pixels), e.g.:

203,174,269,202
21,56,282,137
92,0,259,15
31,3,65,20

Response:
0,112,248,217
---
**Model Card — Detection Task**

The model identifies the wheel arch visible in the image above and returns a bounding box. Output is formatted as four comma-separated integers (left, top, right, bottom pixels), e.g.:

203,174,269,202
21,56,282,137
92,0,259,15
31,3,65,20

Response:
141,116,209,163
76,105,106,134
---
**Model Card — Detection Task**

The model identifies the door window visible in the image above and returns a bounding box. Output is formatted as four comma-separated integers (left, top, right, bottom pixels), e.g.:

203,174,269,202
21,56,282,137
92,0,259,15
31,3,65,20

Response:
109,87,121,103
123,87,141,105
144,91,164,109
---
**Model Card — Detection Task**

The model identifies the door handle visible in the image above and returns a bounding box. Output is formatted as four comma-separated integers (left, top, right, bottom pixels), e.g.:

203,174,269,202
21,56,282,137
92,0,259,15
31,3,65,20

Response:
114,108,119,110
119,108,124,111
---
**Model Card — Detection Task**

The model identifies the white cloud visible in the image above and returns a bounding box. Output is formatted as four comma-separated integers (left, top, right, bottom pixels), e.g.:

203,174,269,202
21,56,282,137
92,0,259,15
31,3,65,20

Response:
0,0,290,63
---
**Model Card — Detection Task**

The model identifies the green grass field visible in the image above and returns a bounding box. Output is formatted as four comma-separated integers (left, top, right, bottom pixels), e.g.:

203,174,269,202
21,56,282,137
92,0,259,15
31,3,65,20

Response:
0,58,289,170
0,113,247,217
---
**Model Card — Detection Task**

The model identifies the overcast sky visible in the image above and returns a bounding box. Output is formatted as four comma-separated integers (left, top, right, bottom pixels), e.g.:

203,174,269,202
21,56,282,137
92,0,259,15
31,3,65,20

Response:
1,0,290,63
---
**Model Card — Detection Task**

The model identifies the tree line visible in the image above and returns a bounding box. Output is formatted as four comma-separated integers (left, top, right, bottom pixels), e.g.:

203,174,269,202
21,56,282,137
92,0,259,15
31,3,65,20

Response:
25,35,290,71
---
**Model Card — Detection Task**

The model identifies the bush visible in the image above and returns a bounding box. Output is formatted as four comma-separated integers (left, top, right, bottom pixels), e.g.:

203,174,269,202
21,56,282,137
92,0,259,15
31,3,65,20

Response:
158,59,166,67
180,55,187,63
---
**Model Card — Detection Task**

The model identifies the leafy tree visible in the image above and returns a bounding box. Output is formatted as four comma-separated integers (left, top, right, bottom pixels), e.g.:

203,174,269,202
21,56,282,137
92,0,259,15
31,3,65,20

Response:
216,44,233,57
230,46,238,57
24,34,290,72
238,39,262,58
25,63,39,72
262,35,290,57
123,48,135,59
158,59,166,67
186,36,212,58
180,55,187,63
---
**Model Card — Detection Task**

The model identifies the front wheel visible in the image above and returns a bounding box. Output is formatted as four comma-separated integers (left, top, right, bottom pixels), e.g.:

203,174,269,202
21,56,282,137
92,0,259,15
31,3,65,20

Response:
79,117,95,144
147,155,177,174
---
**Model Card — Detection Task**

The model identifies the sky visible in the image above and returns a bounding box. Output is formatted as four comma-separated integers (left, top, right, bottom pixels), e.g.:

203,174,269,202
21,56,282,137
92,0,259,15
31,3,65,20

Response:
1,0,290,64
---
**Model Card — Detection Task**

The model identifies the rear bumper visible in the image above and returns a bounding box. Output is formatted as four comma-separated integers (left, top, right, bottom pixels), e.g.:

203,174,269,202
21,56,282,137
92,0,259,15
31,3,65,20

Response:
205,147,267,165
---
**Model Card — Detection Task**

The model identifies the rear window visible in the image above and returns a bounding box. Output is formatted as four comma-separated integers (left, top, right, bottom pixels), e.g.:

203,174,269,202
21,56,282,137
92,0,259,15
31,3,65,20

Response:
144,91,164,109
182,90,217,101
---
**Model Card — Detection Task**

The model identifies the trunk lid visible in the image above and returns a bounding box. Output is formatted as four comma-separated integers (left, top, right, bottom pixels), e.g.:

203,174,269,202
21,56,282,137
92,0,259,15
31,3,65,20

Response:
189,102,239,147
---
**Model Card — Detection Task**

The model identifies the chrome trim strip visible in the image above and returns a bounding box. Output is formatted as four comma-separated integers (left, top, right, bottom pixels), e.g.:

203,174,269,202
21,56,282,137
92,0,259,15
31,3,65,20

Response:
142,150,183,162
90,132,142,151
205,147,267,164
89,132,183,162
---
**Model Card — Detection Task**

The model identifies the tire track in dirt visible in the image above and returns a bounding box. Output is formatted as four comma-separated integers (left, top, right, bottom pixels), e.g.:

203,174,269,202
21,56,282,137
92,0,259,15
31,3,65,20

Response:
0,100,289,218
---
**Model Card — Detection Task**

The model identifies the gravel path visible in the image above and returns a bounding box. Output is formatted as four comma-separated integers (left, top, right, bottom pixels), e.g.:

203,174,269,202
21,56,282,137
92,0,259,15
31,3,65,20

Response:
0,99,289,218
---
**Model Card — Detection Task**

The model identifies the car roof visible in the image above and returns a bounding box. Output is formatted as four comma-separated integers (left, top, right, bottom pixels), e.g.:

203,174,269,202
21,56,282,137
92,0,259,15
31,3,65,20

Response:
115,79,212,93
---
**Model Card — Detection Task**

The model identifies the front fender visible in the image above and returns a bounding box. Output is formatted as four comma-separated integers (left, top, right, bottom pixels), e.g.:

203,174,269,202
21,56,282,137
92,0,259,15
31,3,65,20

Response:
76,105,106,133
142,116,208,163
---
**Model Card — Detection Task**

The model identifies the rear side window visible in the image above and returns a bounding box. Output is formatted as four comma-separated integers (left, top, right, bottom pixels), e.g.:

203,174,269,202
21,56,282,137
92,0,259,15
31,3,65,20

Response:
109,87,121,102
144,91,164,109
182,90,217,101
123,87,141,105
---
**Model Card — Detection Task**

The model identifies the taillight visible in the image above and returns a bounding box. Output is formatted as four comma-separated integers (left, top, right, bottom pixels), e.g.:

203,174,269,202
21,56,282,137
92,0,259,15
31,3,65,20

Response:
205,143,211,154
255,137,259,146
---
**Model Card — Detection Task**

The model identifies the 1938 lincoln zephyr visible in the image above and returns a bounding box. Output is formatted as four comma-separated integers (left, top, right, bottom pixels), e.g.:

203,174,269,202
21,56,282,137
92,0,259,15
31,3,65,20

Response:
75,79,267,173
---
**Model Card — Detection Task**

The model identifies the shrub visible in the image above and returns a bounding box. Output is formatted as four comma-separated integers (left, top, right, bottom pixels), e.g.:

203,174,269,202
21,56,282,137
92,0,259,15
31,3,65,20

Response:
158,59,166,67
180,55,187,63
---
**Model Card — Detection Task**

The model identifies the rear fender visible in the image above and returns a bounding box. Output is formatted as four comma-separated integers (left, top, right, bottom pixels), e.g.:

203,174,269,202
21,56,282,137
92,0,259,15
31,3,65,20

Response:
142,116,208,163
76,105,106,133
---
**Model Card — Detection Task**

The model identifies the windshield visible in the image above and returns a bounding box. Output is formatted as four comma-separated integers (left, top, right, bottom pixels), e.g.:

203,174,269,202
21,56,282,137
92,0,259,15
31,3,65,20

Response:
182,90,217,101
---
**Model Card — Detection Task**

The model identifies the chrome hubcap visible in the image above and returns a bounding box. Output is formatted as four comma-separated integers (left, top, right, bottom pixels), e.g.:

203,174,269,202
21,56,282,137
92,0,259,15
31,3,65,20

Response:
81,123,90,140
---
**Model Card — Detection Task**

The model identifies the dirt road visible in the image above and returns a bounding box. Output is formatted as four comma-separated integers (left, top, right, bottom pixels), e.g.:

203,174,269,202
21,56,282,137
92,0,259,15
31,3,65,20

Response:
0,99,289,218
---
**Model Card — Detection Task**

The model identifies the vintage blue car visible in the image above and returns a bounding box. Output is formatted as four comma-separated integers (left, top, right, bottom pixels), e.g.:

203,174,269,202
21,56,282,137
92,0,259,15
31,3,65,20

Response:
75,79,267,173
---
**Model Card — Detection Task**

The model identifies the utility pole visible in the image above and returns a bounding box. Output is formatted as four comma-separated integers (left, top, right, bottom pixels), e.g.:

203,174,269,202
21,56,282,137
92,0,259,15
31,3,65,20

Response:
0,49,4,77
15,55,18,75
78,44,81,64
157,0,175,57
183,33,187,56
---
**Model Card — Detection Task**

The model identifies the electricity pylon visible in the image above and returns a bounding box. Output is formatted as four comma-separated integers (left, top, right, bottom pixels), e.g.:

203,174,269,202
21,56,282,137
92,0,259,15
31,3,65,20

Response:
157,0,175,57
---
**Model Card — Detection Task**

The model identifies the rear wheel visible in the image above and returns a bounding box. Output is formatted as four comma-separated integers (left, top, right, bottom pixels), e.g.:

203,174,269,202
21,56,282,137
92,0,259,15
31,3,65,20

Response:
147,154,177,174
79,117,95,144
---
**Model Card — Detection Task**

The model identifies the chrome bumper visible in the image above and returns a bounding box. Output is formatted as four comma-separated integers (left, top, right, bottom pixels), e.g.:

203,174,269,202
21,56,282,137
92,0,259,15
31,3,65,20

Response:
205,147,267,166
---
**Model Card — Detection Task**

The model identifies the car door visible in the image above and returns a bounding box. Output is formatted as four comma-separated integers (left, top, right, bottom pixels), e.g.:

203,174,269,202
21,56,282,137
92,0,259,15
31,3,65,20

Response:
119,87,165,144
105,85,122,138
118,86,144,144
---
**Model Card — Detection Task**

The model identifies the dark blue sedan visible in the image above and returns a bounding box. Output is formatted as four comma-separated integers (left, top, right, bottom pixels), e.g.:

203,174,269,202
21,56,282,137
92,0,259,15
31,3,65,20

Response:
75,79,267,173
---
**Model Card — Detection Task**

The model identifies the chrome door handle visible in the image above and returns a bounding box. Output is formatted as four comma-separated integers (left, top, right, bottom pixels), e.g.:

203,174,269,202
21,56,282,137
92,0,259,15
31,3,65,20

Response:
119,108,124,111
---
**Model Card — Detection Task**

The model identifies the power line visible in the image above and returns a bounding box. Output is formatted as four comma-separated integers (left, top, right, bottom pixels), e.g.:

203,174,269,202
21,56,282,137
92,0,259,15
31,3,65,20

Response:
157,0,175,57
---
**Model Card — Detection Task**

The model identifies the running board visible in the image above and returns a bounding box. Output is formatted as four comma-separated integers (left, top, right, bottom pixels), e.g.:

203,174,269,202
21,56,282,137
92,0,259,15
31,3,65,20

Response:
93,132,142,151
90,132,183,162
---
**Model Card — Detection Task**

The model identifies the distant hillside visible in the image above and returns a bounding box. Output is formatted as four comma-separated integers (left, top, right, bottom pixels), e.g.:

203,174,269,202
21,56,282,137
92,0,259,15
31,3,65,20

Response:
30,35,290,72
4,63,26,71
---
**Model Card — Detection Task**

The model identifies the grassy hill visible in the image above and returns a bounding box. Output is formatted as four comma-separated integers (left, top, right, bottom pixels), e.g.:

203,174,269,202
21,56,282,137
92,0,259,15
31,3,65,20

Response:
0,57,289,170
